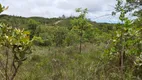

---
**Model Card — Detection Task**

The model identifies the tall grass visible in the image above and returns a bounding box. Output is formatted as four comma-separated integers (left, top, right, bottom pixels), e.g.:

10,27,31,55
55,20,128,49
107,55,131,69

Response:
14,43,137,80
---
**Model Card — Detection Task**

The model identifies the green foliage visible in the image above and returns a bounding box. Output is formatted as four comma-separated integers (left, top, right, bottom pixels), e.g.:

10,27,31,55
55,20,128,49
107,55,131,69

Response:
53,26,69,47
64,30,78,46
71,8,92,32
0,4,3,13
71,8,93,53
109,1,142,79
1,2,142,79
36,25,54,46
0,4,8,13
0,22,36,80
0,23,32,54
27,19,39,39
35,25,69,46
0,6,36,79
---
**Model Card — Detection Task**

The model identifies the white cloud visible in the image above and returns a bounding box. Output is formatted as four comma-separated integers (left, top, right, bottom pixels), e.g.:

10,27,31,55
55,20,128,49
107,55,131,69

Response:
0,0,118,23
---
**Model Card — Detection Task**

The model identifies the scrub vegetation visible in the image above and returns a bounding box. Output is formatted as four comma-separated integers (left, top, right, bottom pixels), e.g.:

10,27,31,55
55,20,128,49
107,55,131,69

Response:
0,0,142,80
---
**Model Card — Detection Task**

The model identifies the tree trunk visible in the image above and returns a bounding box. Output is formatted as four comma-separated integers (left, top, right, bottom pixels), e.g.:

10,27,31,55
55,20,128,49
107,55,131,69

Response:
120,51,124,80
79,28,83,54
5,47,9,80
120,34,125,80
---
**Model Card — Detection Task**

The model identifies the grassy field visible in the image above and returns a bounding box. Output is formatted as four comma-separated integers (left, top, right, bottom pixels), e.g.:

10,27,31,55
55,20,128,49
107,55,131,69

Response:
12,43,135,80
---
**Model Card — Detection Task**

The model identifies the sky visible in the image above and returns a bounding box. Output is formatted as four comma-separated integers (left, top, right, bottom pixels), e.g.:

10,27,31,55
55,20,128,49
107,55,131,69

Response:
0,0,121,23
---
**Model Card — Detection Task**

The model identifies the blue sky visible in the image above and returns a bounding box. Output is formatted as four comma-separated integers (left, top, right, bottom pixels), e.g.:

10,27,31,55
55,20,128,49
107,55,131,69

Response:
0,0,121,23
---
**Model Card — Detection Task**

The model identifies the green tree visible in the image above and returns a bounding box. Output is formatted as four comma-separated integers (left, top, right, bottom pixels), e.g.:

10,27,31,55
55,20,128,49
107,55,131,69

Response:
71,8,92,53
113,0,142,17
64,30,78,46
110,1,142,79
0,4,36,80
53,26,68,47
35,25,54,46
27,19,39,39
0,24,33,80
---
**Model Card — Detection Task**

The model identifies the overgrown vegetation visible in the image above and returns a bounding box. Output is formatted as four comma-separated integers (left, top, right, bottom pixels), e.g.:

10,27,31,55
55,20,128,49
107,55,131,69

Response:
0,0,142,80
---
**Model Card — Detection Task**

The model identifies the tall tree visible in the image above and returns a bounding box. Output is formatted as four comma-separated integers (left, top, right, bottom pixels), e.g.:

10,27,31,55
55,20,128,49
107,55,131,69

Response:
71,8,92,53
111,0,142,79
